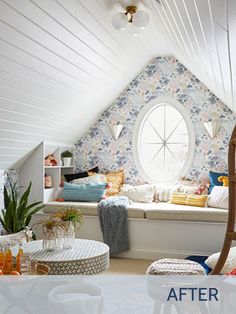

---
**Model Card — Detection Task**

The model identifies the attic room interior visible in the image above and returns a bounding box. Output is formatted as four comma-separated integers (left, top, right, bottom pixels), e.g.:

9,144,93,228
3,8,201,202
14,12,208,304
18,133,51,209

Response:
1,0,236,307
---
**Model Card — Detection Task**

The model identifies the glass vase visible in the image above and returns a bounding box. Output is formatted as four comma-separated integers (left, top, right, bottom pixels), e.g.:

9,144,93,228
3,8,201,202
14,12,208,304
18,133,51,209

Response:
63,222,75,249
55,227,65,250
42,232,57,251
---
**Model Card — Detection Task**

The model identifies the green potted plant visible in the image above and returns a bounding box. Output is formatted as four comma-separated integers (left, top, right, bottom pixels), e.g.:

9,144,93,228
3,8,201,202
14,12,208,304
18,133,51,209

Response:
33,217,66,251
61,150,73,167
33,208,82,250
54,208,82,228
0,178,44,235
54,208,82,249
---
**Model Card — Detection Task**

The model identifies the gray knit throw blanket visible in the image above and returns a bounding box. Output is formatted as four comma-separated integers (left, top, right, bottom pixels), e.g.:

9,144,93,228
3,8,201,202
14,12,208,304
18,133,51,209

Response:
98,196,129,256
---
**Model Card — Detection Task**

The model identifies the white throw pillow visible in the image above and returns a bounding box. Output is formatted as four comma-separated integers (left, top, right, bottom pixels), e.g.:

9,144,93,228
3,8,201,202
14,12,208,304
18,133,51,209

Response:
119,184,155,203
156,185,176,202
72,174,107,185
155,184,199,202
174,184,197,195
208,186,228,209
205,246,236,274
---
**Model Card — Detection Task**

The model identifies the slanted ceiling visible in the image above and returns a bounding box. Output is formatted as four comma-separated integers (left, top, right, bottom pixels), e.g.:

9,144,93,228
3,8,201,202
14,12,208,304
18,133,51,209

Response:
0,0,235,169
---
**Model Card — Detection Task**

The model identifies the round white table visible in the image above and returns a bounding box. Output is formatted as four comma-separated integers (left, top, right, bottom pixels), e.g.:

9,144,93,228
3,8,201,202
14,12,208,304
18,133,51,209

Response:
12,239,109,275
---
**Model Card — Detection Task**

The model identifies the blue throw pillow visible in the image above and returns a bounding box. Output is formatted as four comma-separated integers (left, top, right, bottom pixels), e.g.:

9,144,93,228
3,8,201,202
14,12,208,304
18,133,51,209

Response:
63,182,107,202
185,256,211,274
209,171,228,193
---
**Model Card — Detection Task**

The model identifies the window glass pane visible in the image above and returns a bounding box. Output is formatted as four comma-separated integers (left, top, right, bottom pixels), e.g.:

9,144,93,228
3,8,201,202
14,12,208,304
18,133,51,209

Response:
138,103,191,183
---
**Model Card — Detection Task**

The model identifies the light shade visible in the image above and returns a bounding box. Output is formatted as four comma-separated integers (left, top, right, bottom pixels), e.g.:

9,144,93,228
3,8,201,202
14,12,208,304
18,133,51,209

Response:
126,23,141,37
111,12,128,31
132,10,150,29
204,119,220,139
110,124,124,140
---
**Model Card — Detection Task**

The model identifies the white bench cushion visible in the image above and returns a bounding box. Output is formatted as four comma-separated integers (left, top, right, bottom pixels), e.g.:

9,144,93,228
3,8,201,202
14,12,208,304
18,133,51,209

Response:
44,201,145,219
144,202,227,223
44,201,228,223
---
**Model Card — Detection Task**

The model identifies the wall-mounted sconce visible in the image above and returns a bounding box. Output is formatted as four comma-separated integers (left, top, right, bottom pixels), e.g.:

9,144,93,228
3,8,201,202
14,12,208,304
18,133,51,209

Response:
203,119,220,139
109,123,124,140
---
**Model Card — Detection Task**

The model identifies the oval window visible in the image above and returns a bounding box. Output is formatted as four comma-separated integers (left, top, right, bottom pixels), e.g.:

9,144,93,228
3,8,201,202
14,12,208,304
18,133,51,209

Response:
133,98,195,183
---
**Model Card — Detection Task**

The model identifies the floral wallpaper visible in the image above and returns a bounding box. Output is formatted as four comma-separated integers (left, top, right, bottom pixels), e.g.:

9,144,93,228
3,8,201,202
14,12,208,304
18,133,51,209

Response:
75,56,235,184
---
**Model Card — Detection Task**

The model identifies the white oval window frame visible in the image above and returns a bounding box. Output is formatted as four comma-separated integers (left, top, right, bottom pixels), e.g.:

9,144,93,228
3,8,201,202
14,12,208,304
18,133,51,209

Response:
132,97,195,184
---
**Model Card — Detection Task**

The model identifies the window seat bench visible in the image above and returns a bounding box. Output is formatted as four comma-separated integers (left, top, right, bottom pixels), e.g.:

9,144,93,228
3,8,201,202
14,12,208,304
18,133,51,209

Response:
43,201,227,223
30,201,228,260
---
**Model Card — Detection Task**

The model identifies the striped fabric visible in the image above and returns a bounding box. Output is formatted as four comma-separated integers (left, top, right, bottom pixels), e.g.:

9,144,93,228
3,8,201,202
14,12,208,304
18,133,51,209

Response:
186,194,208,207
170,192,208,207
157,186,175,202
170,192,187,205
63,182,107,202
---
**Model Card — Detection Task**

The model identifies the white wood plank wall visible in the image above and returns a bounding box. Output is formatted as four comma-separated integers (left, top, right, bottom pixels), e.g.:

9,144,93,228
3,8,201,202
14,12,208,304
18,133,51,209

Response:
0,0,235,168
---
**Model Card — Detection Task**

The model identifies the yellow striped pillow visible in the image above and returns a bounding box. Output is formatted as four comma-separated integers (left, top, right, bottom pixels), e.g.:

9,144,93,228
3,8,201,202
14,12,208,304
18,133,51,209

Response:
170,193,208,207
170,193,187,205
186,194,208,207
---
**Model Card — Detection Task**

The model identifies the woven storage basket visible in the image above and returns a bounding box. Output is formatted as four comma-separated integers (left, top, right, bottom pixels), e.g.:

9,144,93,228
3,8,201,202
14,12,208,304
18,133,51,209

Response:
147,258,206,275
36,263,50,275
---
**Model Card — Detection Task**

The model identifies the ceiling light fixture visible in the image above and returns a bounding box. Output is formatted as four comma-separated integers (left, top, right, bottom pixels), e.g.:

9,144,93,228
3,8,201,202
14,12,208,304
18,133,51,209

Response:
111,5,149,36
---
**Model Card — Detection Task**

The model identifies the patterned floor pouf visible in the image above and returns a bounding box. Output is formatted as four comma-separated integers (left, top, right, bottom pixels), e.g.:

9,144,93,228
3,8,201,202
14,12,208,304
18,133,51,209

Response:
146,258,206,275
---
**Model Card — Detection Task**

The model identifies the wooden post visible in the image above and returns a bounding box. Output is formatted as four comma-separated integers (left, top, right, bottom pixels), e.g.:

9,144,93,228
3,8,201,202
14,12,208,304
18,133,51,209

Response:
211,125,236,274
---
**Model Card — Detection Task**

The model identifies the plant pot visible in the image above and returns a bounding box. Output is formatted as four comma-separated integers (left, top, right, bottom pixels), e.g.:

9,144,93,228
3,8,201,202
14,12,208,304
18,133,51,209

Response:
63,157,72,167
63,222,75,249
0,229,29,247
42,232,57,251
54,227,66,250
1,229,9,236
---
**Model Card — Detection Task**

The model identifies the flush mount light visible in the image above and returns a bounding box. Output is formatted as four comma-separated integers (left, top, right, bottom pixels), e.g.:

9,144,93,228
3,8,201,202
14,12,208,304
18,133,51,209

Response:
111,5,149,35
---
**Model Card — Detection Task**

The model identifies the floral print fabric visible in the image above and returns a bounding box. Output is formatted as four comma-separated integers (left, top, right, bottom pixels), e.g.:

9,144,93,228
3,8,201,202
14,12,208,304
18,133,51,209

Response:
74,56,235,184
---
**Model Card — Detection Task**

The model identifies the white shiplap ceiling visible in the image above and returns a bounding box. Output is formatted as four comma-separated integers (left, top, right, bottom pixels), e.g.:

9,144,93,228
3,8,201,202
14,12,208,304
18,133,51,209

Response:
0,0,235,169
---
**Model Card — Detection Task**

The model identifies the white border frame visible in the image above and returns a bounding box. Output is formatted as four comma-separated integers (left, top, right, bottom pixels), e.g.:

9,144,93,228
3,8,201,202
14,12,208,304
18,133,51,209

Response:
132,96,195,184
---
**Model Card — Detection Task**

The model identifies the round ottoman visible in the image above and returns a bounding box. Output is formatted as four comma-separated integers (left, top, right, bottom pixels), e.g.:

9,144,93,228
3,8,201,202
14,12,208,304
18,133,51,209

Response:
146,258,206,275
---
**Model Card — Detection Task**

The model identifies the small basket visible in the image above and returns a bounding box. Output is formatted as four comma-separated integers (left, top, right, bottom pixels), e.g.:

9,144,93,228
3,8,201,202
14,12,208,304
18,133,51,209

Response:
36,263,50,275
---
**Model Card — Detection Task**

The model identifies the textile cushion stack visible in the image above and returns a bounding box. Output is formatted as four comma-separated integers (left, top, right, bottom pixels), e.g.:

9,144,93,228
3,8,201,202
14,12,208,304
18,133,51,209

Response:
146,259,206,275
170,193,208,207
63,182,107,202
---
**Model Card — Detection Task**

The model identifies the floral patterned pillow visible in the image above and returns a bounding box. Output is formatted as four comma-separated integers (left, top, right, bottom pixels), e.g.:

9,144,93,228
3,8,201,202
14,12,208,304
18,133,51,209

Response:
104,170,124,196
194,178,210,195
178,177,210,195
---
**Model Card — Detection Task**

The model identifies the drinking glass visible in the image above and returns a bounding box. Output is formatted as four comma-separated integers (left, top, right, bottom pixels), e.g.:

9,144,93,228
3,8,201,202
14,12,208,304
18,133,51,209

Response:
20,253,31,275
30,260,38,274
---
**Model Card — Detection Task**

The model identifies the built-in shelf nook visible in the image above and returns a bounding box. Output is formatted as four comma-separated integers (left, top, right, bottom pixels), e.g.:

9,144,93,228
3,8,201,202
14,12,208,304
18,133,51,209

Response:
19,142,74,203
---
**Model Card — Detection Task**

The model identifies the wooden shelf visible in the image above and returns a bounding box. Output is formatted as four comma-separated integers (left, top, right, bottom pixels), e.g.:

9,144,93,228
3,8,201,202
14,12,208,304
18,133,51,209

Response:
19,141,74,204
